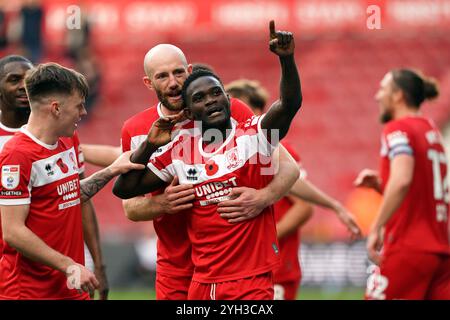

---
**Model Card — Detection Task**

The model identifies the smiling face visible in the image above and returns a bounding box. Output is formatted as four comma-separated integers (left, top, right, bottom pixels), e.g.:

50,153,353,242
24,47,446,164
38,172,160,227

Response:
55,91,87,137
184,76,231,130
143,48,192,112
0,61,33,111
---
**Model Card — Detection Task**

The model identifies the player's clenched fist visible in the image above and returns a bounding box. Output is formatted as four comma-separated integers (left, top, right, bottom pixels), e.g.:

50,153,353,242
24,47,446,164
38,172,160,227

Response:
269,20,295,56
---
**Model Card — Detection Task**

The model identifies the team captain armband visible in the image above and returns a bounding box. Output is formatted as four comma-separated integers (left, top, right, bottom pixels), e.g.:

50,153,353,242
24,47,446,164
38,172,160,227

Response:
385,130,413,160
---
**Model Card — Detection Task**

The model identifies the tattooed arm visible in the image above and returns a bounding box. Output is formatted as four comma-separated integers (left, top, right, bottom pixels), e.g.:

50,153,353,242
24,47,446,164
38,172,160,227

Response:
80,151,145,203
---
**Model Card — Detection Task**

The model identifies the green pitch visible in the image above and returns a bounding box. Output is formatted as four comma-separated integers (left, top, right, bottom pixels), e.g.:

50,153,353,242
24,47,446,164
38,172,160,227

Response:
106,287,365,300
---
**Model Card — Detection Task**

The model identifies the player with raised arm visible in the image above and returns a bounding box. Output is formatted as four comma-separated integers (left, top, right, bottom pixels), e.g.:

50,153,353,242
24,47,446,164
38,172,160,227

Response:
116,38,300,298
355,69,449,300
114,21,302,300
0,63,143,299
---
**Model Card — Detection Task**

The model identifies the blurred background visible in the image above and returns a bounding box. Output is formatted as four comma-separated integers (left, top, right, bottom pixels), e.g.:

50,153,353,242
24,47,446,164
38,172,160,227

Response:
1,0,449,299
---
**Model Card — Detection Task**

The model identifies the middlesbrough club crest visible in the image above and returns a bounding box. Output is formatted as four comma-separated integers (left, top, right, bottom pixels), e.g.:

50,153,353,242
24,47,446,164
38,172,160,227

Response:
225,147,243,170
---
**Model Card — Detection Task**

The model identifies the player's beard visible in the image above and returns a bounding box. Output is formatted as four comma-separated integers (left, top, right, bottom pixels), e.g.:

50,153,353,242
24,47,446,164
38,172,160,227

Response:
156,89,183,112
380,110,392,124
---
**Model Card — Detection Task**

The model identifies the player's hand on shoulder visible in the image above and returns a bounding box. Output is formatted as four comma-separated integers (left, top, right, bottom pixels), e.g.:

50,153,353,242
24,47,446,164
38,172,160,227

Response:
269,20,295,57
147,111,184,147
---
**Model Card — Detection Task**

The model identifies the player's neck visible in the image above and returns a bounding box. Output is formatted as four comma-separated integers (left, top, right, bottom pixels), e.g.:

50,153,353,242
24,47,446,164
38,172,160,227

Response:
160,104,181,116
394,105,420,120
26,114,59,145
0,107,29,129
202,120,232,146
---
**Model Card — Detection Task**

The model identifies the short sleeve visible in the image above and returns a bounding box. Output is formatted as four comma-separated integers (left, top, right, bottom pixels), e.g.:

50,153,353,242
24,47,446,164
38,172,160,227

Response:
382,122,414,160
71,131,85,174
121,123,132,153
281,142,307,179
230,98,255,123
0,151,32,205
242,113,279,156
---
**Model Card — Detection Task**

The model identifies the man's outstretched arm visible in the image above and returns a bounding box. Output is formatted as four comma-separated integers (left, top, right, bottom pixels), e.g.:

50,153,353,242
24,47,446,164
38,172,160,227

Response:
261,20,302,140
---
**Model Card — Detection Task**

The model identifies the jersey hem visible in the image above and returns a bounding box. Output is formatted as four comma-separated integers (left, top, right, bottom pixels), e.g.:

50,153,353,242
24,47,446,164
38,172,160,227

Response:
191,261,279,283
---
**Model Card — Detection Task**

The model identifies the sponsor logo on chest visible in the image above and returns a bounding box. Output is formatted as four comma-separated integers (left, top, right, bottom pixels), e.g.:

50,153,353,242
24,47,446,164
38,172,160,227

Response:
195,176,238,206
56,178,80,209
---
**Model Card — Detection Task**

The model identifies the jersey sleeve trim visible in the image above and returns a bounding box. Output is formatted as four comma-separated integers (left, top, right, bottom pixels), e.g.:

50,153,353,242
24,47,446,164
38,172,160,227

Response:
0,198,31,205
257,113,278,156
147,162,173,183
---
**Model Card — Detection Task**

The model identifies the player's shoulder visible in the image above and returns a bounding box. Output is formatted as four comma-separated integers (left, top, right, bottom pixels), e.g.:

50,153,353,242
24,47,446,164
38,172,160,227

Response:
383,117,415,135
123,105,159,131
236,115,263,135
230,97,254,121
0,132,36,162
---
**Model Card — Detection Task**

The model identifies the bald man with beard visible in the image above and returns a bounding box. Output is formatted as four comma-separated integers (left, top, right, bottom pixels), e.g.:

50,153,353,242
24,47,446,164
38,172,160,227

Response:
118,44,300,300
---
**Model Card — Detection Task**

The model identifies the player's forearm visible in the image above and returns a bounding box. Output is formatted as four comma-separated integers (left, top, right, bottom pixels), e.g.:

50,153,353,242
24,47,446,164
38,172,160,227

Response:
371,179,409,231
276,200,313,239
123,196,166,221
130,140,159,165
290,178,341,212
279,55,302,116
81,144,121,167
3,225,74,273
113,142,161,199
80,167,116,203
261,146,300,206
81,200,104,267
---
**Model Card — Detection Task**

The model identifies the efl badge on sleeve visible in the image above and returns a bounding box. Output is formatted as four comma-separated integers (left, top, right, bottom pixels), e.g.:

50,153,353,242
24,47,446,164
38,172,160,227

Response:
2,165,20,190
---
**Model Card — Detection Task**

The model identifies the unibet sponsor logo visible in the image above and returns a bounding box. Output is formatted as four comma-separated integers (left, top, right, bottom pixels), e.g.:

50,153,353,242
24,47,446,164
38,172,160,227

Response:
57,178,80,210
195,177,238,206
57,179,79,196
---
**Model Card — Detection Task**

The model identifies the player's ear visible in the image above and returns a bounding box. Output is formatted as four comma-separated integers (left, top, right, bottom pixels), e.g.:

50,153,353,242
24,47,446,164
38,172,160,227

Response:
143,76,154,90
187,64,193,75
50,101,61,117
184,107,193,120
392,88,403,104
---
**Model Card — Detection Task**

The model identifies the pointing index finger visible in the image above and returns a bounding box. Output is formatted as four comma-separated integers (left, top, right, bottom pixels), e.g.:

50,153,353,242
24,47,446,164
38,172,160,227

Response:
269,20,276,38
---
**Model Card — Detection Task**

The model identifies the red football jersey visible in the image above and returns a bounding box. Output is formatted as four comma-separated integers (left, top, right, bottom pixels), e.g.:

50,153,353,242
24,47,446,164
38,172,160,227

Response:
149,115,280,283
272,142,305,284
0,122,21,256
380,116,449,255
0,124,85,258
120,98,254,277
0,127,88,300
